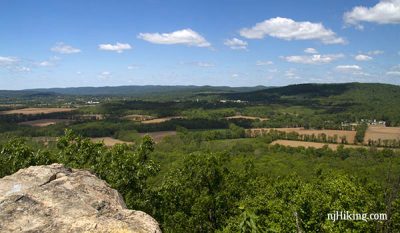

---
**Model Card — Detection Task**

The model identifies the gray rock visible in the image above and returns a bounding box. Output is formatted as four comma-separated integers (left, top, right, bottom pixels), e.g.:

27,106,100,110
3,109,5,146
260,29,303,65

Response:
0,163,161,233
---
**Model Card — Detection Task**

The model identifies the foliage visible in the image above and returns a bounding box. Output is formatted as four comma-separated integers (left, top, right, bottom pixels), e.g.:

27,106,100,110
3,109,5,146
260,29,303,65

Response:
355,122,368,144
0,138,53,177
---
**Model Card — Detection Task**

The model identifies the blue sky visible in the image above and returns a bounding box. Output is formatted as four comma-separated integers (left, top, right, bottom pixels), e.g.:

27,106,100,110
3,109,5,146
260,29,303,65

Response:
0,0,400,89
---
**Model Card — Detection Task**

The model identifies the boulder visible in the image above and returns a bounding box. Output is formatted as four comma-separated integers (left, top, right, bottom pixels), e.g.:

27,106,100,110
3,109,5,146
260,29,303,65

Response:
0,163,161,233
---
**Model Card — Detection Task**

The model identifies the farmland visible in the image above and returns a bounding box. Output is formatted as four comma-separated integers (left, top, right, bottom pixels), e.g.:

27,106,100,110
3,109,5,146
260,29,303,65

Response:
364,125,400,142
247,127,357,143
18,119,71,127
0,107,75,115
122,114,154,121
270,139,374,150
225,115,268,121
140,116,183,124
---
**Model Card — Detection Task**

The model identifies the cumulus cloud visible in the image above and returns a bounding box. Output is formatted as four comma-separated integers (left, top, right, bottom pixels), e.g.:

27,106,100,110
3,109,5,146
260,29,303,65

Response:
98,71,111,79
181,61,215,67
335,65,362,72
138,29,211,47
0,56,18,65
36,56,60,67
285,69,301,79
354,54,373,61
224,38,247,50
368,50,384,55
16,66,31,72
51,42,81,54
344,0,400,28
304,48,318,54
387,71,400,76
37,61,53,67
196,62,215,67
98,43,132,53
0,56,31,72
256,60,273,66
282,54,344,64
335,65,370,76
386,64,400,76
239,17,345,44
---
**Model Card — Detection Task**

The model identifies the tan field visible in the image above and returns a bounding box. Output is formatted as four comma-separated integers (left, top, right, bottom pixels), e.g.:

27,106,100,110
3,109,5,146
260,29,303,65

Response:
247,128,356,144
141,116,183,124
139,131,177,143
225,115,268,121
90,137,133,147
19,119,71,127
1,107,76,115
364,125,400,143
270,140,371,150
122,114,154,121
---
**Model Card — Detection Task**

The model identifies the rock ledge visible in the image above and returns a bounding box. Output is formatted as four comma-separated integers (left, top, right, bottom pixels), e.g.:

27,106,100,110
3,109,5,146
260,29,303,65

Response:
0,163,161,233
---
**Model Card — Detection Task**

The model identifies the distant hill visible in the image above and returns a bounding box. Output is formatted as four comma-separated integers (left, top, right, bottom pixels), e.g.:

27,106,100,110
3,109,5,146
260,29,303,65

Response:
224,82,400,101
0,85,268,98
224,82,400,125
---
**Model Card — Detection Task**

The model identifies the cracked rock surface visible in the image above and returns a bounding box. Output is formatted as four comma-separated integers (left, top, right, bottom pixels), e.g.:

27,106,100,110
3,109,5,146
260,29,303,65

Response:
0,163,161,233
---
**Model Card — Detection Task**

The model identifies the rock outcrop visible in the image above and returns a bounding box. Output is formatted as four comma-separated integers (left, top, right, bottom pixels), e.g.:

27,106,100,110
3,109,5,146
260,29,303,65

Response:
0,164,161,233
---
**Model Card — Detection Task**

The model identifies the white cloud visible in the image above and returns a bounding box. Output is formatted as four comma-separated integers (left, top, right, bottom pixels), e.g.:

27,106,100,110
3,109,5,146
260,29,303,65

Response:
284,69,301,79
196,62,215,67
36,56,60,67
283,54,344,64
17,66,31,72
240,17,345,44
386,64,400,76
98,43,132,53
367,50,384,55
98,71,111,79
344,0,400,27
256,60,273,66
37,61,53,67
138,29,211,47
304,48,318,54
335,65,362,72
354,54,373,61
387,71,400,76
0,56,32,72
224,38,247,50
232,73,239,78
51,42,81,54
0,56,18,65
181,61,215,67
335,65,370,76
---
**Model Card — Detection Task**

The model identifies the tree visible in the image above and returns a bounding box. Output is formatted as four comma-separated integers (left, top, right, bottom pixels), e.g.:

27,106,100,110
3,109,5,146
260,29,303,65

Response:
154,152,252,233
0,138,52,178
56,129,159,210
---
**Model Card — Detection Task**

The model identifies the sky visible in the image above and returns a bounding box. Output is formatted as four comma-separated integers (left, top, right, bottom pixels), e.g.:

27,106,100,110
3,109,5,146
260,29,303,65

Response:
0,0,400,90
